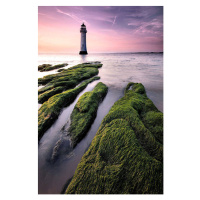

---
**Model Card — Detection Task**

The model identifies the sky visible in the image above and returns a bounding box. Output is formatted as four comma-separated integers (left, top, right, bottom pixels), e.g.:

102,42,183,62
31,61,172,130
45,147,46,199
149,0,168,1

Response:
38,6,163,53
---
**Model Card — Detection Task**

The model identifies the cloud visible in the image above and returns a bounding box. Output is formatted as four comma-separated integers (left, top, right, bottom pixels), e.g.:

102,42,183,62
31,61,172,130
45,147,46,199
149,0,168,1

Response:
133,21,163,36
127,22,140,26
38,13,46,16
112,16,117,25
127,10,163,37
56,8,88,24
38,12,56,20
126,10,149,19
92,16,113,23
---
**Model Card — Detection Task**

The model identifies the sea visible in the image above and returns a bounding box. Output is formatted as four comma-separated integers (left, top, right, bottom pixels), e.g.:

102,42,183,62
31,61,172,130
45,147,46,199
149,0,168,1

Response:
38,52,163,194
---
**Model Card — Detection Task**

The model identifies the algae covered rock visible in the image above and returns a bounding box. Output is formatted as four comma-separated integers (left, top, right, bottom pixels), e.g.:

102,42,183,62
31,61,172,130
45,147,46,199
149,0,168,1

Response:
38,80,77,104
66,82,163,194
38,63,68,72
38,87,64,104
38,63,103,103
38,63,102,86
69,82,108,147
38,64,52,71
38,76,100,141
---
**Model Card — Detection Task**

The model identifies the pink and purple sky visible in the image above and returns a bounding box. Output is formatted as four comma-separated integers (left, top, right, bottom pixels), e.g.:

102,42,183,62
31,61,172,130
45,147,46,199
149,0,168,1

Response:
38,6,163,53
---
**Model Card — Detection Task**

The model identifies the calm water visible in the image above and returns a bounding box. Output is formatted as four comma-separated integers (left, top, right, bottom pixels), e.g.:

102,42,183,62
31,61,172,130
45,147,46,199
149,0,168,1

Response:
38,53,163,194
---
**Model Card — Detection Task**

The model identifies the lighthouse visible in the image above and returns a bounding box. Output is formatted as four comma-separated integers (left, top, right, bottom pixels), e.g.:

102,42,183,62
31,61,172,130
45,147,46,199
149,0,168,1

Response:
79,23,88,54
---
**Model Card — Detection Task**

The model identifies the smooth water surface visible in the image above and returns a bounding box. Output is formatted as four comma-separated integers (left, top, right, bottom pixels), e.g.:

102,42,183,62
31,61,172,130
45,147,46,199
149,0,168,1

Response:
38,53,163,194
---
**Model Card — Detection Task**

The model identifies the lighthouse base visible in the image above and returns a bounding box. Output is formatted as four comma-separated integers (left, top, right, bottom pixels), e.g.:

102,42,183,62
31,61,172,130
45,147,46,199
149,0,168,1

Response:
79,51,88,55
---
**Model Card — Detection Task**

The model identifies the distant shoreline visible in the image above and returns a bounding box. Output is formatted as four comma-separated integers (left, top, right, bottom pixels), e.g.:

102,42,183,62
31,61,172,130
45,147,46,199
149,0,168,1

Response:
38,52,163,55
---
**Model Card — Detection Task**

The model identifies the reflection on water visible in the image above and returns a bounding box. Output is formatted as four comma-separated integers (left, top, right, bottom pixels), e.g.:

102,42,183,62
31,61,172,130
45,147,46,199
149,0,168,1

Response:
38,53,163,194
80,54,87,63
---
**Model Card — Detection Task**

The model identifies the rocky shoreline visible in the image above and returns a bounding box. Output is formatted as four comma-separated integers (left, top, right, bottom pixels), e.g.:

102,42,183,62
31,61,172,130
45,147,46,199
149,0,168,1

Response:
65,82,163,194
38,63,102,141
38,63,68,72
69,82,108,147
38,62,163,194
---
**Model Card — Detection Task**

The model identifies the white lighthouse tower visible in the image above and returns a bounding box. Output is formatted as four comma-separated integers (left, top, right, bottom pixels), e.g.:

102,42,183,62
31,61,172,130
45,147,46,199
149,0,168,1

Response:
79,23,88,54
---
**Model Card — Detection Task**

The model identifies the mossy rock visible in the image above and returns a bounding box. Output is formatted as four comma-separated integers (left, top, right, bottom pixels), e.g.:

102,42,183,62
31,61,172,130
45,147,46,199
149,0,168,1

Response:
38,76,100,141
38,63,102,86
69,82,108,147
38,80,78,104
66,82,163,194
38,64,52,71
38,63,68,72
38,86,64,104
38,80,77,95
38,63,103,102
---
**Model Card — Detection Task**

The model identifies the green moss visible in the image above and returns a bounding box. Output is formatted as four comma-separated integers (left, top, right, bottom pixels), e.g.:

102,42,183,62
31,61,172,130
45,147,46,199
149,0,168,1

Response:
38,80,78,103
38,80,77,95
38,64,101,86
38,86,64,104
66,82,163,194
38,63,103,102
38,64,52,71
38,63,68,72
57,68,65,72
125,82,146,95
142,111,163,144
38,76,100,141
38,64,102,85
69,82,108,147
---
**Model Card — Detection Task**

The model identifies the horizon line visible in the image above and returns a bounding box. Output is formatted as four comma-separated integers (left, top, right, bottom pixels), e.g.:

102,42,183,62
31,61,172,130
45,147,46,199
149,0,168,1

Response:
38,51,163,54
